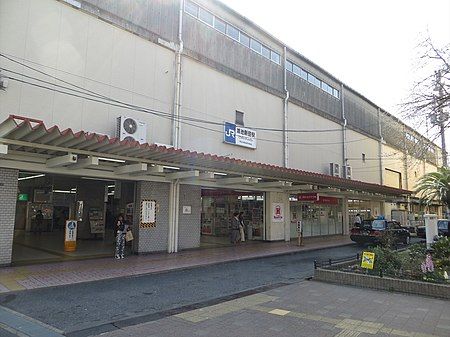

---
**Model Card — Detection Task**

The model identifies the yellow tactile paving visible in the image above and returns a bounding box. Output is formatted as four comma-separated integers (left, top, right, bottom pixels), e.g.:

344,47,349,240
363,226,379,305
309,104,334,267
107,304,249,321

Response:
268,309,290,316
246,305,442,337
175,293,277,323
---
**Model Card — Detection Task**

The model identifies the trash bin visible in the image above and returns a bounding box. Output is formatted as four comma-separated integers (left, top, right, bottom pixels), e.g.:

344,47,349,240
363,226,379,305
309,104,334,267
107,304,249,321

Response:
246,223,253,240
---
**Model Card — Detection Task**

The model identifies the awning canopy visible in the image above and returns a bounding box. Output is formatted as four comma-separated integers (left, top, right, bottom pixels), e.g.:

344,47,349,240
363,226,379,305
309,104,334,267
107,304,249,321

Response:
0,115,411,197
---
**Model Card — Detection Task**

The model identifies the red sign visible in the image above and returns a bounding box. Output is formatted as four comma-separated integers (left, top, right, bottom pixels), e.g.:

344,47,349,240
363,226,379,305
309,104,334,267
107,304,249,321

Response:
298,193,339,205
298,193,319,201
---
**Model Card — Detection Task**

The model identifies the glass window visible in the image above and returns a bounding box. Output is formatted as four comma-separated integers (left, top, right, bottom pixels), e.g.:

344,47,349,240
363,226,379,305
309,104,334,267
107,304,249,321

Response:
239,32,250,47
308,73,317,85
321,82,329,92
293,64,301,77
372,220,386,230
285,60,293,72
250,39,262,54
226,24,239,41
333,88,340,98
236,110,244,126
198,7,213,26
185,1,198,17
262,46,271,59
214,17,226,33
300,68,308,81
261,45,271,59
327,85,333,95
271,51,280,64
315,78,321,88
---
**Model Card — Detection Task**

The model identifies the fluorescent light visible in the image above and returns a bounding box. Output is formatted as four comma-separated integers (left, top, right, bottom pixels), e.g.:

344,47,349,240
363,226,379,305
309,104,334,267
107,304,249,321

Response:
18,174,45,181
107,185,115,188
213,172,227,176
53,190,76,194
98,157,126,163
163,165,180,170
108,192,114,196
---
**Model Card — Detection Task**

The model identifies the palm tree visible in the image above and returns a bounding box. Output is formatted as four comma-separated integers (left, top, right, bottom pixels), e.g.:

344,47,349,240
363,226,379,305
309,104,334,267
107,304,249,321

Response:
415,167,450,216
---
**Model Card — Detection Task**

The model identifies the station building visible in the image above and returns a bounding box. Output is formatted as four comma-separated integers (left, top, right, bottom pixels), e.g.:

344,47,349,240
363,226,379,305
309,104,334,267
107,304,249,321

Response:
0,0,441,265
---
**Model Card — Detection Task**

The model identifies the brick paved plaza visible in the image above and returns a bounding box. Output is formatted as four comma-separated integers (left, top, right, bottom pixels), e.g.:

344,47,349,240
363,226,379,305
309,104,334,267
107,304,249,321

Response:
98,281,450,337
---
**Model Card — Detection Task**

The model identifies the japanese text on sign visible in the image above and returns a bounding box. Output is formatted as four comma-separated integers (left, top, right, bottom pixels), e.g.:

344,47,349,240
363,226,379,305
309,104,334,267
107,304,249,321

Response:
140,200,156,228
361,251,375,270
224,122,257,149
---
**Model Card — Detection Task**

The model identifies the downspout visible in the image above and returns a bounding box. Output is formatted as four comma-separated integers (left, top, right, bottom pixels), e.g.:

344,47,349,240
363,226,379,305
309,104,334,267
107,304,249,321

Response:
378,108,383,185
172,0,184,149
341,84,347,177
283,46,289,168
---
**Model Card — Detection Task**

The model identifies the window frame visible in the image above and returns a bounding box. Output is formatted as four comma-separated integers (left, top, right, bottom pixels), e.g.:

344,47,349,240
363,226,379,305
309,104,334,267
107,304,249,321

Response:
235,110,244,126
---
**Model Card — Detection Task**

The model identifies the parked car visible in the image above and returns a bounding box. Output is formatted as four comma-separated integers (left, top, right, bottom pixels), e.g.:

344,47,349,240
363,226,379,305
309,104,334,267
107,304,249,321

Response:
350,219,411,245
416,219,450,239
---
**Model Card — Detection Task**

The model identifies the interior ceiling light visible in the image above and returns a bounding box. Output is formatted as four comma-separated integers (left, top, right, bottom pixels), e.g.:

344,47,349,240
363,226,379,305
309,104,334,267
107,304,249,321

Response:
98,157,126,163
162,165,180,170
18,174,45,181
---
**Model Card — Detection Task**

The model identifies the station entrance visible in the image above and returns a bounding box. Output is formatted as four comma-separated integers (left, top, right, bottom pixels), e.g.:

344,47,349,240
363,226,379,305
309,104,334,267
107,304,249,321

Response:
200,189,265,247
13,171,136,264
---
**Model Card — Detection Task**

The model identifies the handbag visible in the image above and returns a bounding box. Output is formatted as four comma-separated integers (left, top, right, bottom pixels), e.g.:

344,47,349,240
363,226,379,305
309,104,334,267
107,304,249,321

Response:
125,230,134,242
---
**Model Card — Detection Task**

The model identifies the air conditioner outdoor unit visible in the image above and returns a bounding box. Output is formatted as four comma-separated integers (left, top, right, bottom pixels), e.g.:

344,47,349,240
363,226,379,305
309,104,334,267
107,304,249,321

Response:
344,166,352,179
116,116,147,144
329,163,340,177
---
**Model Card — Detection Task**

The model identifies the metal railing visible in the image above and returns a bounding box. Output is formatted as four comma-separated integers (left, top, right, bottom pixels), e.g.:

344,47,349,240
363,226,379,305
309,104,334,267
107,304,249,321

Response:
314,253,360,269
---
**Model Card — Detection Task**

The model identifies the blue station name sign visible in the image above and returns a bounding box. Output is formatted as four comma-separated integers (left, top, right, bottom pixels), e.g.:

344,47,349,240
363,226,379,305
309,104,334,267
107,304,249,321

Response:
224,122,257,149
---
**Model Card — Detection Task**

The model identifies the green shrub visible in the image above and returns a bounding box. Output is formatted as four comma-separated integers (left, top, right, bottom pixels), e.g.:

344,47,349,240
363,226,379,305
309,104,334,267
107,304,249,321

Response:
370,245,402,277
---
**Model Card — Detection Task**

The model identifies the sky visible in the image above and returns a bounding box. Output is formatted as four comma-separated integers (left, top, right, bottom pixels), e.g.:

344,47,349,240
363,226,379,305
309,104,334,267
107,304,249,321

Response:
220,0,450,137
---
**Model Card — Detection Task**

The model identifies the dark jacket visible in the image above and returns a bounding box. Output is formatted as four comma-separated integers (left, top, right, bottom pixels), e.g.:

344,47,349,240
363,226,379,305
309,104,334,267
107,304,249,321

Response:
231,217,240,230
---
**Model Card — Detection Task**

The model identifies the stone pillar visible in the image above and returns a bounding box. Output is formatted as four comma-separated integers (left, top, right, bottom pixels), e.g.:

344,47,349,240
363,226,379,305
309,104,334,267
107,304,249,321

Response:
0,168,19,266
265,191,290,241
134,181,170,253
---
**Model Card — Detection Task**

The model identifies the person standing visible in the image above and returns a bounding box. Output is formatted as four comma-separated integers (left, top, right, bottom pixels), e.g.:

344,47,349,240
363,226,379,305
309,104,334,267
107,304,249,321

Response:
35,210,44,234
354,213,362,227
230,212,240,244
238,212,245,242
115,214,128,259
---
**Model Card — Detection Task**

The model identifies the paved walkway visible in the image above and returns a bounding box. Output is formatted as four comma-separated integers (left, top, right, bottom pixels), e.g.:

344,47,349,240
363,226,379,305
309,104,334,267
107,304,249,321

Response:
0,236,352,293
97,281,450,337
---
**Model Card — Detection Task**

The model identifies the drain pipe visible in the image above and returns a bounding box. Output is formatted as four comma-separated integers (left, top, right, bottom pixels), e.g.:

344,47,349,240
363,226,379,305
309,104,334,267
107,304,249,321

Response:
341,83,347,177
378,108,384,185
172,0,184,149
283,46,289,168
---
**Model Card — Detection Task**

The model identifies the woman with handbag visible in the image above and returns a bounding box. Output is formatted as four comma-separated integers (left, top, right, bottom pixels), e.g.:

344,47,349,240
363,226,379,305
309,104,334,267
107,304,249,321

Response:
115,214,129,259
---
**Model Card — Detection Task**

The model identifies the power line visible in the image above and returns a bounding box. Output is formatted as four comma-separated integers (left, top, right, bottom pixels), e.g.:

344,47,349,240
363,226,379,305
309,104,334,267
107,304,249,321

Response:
0,52,382,134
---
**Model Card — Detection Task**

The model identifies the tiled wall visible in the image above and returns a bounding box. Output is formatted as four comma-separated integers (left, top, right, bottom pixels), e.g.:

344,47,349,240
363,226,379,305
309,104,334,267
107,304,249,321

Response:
178,184,201,250
135,181,170,253
0,168,19,265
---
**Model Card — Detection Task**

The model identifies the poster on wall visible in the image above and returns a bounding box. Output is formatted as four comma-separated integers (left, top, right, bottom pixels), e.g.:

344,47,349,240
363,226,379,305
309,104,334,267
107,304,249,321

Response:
140,200,156,228
272,203,284,222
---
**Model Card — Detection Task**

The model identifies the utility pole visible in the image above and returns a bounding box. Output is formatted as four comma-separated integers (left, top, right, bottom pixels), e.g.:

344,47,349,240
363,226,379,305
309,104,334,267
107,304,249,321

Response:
434,70,448,167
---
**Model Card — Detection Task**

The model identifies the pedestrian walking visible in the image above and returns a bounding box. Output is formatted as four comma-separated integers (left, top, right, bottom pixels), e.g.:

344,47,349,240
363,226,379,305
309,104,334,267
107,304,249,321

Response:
230,212,240,244
239,211,245,242
115,214,128,259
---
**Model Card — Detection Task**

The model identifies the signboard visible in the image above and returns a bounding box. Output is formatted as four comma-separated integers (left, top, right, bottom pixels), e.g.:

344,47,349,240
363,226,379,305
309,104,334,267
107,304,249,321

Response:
298,193,339,205
182,206,192,214
140,200,156,228
224,122,257,149
272,203,284,222
64,220,77,252
18,194,29,201
361,251,375,270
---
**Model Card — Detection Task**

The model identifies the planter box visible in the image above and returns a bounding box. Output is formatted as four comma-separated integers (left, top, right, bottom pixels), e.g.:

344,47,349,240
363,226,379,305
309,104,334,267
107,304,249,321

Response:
314,268,450,300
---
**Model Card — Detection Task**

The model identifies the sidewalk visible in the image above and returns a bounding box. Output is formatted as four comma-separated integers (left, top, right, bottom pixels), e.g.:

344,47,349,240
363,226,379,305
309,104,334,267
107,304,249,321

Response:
0,236,353,293
97,281,450,337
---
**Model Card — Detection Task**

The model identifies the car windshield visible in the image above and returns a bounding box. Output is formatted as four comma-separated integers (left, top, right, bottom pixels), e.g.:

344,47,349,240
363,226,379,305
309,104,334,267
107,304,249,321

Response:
438,220,448,230
371,220,386,230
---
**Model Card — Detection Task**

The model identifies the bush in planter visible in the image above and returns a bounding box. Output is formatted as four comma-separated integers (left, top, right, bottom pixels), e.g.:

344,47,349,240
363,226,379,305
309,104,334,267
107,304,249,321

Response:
370,245,402,277
432,236,450,270
399,243,427,280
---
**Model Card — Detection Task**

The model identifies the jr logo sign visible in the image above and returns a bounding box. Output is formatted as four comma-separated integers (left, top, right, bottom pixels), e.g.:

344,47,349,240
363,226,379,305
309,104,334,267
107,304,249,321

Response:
223,122,257,149
224,122,236,144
